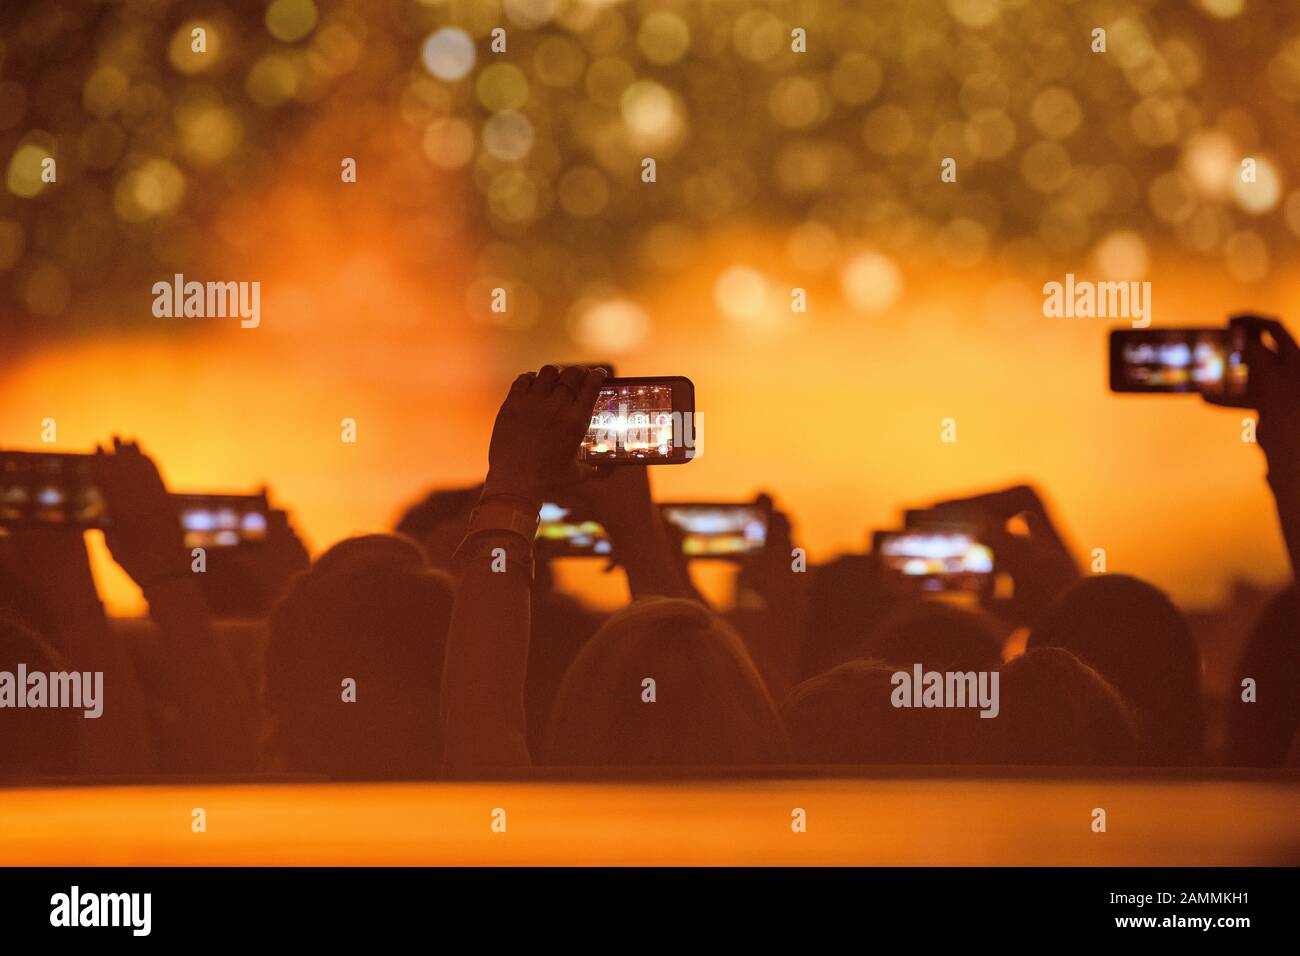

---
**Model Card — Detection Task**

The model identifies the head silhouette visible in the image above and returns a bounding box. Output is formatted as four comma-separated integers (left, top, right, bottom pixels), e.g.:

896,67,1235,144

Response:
264,533,454,779
395,484,482,572
1027,575,1201,765
1227,586,1299,767
952,646,1140,766
783,658,955,764
545,597,790,767
0,614,81,777
865,600,1005,671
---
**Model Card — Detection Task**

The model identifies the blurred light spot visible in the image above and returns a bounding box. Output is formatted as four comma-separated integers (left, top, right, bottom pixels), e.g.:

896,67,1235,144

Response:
312,24,362,76
770,76,828,129
487,170,541,222
558,166,609,217
1232,156,1282,214
168,21,221,74
840,252,901,312
422,117,475,168
714,265,769,322
113,158,186,221
620,80,683,147
571,297,650,354
1092,230,1149,279
948,0,1001,29
247,55,301,107
1196,0,1245,18
1110,18,1155,71
1030,87,1082,139
83,66,129,118
400,77,451,127
266,0,319,43
732,10,785,62
477,62,529,111
504,0,556,30
1129,95,1180,147
176,101,243,165
1180,129,1236,199
483,110,534,161
637,11,690,65
1223,231,1268,282
422,27,475,82
1020,140,1072,192
6,143,53,198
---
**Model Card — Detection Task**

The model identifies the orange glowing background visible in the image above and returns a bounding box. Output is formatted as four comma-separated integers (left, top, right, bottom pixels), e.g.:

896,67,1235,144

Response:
1,250,1294,614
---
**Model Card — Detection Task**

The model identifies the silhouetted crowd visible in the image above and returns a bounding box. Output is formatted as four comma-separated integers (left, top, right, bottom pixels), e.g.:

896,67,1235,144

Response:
2,317,1298,780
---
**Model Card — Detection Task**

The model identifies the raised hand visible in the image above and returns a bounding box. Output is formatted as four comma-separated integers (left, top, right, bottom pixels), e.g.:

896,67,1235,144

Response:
930,484,1079,628
94,437,189,590
1233,314,1300,471
483,365,608,506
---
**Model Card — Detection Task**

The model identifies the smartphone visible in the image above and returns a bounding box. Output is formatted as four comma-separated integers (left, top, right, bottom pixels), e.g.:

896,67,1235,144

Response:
872,527,995,595
174,493,271,549
1109,327,1249,406
534,501,613,558
580,376,697,465
660,501,770,560
0,451,108,527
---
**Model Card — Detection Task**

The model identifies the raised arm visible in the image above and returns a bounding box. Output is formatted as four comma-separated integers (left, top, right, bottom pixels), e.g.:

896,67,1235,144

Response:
96,438,257,773
557,465,702,602
440,365,607,772
1234,315,1300,583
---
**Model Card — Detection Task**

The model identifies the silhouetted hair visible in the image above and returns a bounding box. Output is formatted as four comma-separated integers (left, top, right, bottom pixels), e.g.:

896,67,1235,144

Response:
1027,575,1202,765
264,534,454,779
394,484,482,568
0,614,80,777
953,647,1140,766
798,555,914,679
783,658,956,764
1226,586,1299,767
866,601,1004,671
545,597,790,767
